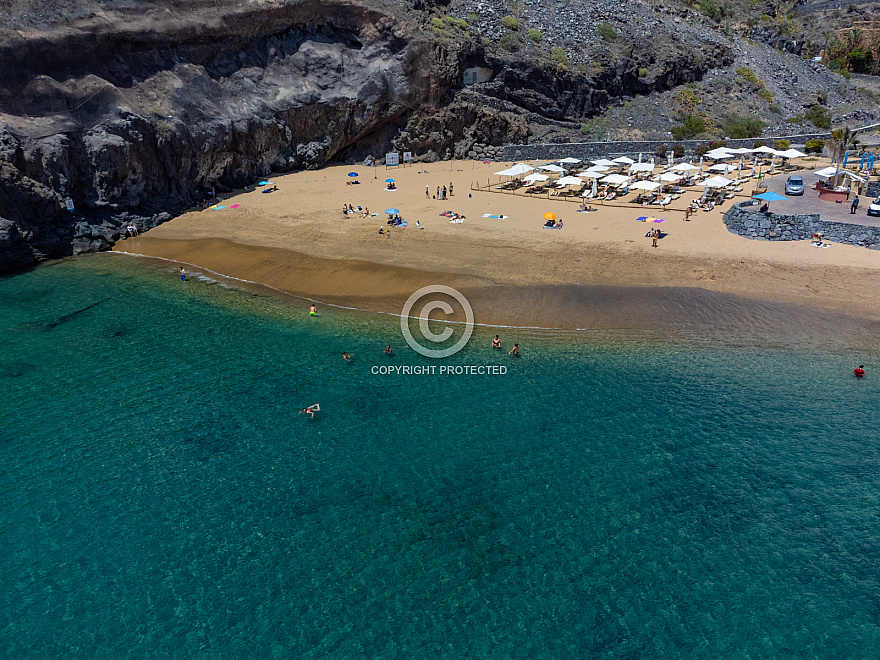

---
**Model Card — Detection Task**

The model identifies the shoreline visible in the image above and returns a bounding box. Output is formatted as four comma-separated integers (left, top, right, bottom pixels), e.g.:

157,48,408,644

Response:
110,158,880,336
109,238,880,352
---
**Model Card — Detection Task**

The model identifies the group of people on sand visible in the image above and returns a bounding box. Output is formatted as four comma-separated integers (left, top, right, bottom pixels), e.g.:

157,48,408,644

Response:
343,203,370,217
544,217,564,229
427,183,453,200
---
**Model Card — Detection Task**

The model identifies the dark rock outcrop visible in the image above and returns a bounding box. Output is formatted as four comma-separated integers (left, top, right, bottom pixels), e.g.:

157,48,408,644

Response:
0,0,733,274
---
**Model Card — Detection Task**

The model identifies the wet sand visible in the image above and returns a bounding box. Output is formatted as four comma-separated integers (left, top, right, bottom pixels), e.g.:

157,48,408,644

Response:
114,159,880,336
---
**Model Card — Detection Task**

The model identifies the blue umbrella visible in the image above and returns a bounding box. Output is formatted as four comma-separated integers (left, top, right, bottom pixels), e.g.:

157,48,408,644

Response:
753,192,787,201
385,179,395,183
385,208,400,214
753,191,787,211
843,151,849,167
258,180,272,186
860,153,866,169
870,153,875,171
348,172,358,177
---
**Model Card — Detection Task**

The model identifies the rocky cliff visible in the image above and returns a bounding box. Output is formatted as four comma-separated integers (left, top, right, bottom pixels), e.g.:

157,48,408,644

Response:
0,0,734,273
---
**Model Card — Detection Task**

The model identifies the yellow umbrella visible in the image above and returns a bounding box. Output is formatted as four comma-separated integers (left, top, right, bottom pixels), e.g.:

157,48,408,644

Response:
543,212,556,221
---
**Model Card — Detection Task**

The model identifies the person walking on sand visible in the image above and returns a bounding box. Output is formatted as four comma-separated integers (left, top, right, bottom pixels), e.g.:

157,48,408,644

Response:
651,228,660,248
179,266,186,281
309,304,317,316
851,195,860,214
508,343,519,356
492,335,501,349
426,186,429,199
436,186,440,199
449,182,453,196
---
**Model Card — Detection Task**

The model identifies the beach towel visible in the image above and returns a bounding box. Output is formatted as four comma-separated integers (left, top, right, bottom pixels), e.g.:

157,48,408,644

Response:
213,205,226,210
384,188,397,192
449,218,464,224
230,204,241,209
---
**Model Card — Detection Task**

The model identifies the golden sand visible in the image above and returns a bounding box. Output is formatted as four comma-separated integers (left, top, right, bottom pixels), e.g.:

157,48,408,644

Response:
114,159,880,328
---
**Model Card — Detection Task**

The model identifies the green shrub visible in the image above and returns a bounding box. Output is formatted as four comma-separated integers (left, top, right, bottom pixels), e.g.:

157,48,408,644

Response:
709,140,728,148
699,0,730,21
673,144,685,158
655,144,668,157
551,47,568,68
768,103,782,114
752,140,767,148
774,139,790,150
528,28,543,42
805,105,831,129
757,89,773,102
805,139,825,153
456,18,468,29
721,114,765,139
735,67,762,86
499,32,518,51
501,15,519,30
638,67,648,78
597,22,617,41
431,17,445,29
670,114,707,140
695,144,711,157
785,114,804,123
675,89,702,111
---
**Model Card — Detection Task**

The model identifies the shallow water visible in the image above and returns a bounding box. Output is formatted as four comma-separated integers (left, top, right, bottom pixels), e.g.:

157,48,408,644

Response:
1,255,879,658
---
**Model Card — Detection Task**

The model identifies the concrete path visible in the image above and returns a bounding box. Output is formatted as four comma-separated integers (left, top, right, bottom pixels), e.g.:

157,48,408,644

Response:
763,170,880,228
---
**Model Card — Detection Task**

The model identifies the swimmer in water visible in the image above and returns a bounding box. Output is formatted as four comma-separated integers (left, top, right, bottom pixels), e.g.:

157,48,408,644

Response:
179,266,186,281
309,304,317,316
854,364,865,378
342,352,352,362
299,404,320,418
508,343,519,356
492,335,501,349
384,345,392,355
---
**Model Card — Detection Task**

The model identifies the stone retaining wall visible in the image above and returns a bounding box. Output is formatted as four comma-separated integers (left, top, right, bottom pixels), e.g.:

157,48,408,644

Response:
868,181,880,198
502,134,831,162
723,201,880,248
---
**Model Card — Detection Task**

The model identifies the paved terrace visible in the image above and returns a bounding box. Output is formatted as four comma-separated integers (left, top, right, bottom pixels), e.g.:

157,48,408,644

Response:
763,170,880,227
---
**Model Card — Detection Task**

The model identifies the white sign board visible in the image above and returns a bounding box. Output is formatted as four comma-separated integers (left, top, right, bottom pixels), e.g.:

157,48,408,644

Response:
385,152,400,166
64,198,75,211
403,152,412,162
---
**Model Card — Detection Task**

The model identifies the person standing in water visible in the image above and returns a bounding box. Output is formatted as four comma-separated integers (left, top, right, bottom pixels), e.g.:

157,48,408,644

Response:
179,266,186,281
309,304,317,316
492,335,501,349
508,343,519,356
384,345,393,356
854,364,865,378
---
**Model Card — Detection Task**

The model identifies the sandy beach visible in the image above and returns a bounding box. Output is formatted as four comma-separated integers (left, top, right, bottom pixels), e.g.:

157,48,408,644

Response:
114,159,880,331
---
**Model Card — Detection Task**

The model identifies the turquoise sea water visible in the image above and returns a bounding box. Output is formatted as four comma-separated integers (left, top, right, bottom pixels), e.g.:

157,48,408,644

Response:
2,255,880,659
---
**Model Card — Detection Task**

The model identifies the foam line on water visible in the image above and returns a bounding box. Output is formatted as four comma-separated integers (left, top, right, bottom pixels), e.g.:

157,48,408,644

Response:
107,251,616,332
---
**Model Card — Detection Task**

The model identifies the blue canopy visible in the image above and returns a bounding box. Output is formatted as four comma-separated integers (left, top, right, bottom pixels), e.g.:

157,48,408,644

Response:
385,179,395,183
753,191,787,202
385,208,400,214
258,180,272,186
843,151,849,167
347,172,358,177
